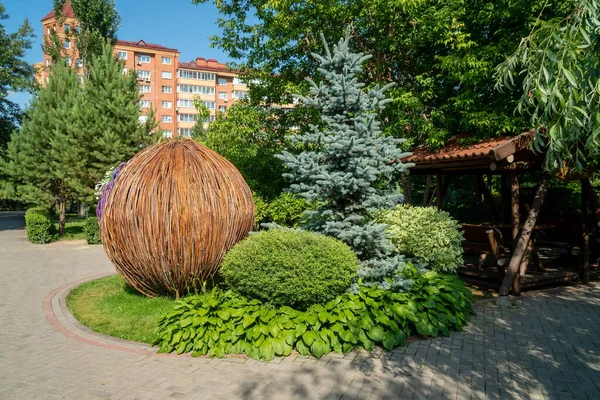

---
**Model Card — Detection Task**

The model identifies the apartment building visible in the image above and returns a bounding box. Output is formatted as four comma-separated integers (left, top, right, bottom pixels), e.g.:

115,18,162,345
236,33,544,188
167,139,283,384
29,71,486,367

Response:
37,2,249,137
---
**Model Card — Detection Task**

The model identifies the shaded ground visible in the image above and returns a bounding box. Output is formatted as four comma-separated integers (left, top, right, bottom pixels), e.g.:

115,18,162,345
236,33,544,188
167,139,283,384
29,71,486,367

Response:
0,211,599,399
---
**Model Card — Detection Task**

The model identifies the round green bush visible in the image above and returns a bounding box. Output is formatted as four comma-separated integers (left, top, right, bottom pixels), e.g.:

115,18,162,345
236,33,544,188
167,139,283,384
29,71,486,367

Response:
25,207,57,244
379,205,464,273
84,216,101,244
220,230,358,309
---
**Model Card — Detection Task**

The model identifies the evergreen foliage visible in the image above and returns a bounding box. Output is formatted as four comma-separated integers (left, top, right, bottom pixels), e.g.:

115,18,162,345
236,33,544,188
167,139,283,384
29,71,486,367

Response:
0,3,35,201
277,32,413,291
72,41,158,202
84,216,101,244
7,61,83,234
221,230,358,309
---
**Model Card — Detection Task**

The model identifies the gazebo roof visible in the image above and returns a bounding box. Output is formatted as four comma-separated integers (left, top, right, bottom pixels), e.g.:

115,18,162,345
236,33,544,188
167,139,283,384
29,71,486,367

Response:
402,130,544,174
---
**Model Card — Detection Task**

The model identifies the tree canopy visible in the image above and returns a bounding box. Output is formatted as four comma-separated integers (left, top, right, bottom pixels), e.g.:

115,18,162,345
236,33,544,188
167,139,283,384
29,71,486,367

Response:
193,0,574,147
496,0,600,175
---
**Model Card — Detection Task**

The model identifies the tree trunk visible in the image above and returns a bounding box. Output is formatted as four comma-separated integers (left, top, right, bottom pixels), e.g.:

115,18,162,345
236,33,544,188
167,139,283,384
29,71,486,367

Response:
58,181,66,236
401,174,413,204
499,176,550,296
581,180,590,284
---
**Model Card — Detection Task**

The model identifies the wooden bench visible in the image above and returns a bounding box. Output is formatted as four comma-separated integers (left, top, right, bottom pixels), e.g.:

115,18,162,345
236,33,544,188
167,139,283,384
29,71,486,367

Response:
461,224,508,269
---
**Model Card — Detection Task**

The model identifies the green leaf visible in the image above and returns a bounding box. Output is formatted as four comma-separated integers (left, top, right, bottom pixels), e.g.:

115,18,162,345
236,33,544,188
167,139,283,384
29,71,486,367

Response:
295,323,307,338
284,329,296,345
269,323,281,337
272,337,286,355
296,340,309,356
367,326,385,342
260,338,275,361
302,330,316,346
242,316,256,329
339,329,357,344
310,339,327,358
217,310,231,321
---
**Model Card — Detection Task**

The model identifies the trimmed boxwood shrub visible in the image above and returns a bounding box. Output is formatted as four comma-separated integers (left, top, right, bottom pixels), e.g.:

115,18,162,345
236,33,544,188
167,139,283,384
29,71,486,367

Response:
25,207,57,244
220,230,358,309
379,205,464,273
84,216,101,244
154,265,473,360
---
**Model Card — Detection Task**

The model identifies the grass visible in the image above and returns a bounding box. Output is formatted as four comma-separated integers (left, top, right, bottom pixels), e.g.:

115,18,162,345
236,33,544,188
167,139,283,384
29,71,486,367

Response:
52,213,86,241
67,274,178,343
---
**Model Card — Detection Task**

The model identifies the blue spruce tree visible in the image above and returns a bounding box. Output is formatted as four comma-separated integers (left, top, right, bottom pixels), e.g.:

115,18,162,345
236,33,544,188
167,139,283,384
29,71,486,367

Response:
278,31,418,291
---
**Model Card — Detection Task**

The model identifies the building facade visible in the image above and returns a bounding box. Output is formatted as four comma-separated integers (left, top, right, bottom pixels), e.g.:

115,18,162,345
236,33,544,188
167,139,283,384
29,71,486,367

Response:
37,2,249,137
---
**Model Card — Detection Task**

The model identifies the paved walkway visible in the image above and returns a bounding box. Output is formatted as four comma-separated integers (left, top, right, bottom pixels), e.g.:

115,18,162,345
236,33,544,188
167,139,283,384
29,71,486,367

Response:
1,211,599,400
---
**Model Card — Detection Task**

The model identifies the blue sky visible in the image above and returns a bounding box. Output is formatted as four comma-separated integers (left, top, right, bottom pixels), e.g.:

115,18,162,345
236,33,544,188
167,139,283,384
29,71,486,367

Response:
4,0,237,108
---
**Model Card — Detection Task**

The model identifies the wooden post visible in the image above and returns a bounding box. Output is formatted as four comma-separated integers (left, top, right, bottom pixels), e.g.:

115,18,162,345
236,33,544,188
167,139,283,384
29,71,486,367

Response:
436,171,442,209
476,175,502,222
499,176,550,296
510,172,520,244
581,180,590,284
423,175,432,206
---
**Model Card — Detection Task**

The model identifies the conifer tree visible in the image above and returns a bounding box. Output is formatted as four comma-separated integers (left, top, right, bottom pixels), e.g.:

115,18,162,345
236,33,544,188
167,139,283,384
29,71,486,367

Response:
278,31,415,290
7,61,83,234
72,41,158,202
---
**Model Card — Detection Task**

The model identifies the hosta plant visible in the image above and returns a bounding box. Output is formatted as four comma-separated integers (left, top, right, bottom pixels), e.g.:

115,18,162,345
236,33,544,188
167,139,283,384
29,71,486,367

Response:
153,265,473,360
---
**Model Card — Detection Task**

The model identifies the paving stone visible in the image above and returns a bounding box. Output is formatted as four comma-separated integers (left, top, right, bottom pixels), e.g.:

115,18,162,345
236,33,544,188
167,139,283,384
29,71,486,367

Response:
1,211,600,400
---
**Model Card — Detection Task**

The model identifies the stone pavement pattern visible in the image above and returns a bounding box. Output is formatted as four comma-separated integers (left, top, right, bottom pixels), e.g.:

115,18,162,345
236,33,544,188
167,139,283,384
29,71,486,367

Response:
0,211,599,400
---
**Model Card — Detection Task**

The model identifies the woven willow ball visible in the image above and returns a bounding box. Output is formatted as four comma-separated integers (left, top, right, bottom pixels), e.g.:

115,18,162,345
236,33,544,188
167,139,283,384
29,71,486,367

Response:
101,139,255,297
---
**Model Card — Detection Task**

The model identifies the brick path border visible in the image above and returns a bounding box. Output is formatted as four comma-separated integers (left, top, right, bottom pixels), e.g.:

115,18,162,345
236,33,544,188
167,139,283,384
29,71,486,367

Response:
44,272,599,360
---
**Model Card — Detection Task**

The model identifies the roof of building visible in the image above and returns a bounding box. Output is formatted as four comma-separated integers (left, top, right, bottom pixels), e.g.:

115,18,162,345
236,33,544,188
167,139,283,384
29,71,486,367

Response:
42,2,75,21
116,39,179,53
179,57,232,73
402,130,543,173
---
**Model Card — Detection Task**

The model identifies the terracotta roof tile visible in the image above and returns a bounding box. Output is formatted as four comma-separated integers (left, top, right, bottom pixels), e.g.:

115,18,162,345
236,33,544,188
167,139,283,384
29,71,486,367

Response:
42,1,75,21
403,130,536,164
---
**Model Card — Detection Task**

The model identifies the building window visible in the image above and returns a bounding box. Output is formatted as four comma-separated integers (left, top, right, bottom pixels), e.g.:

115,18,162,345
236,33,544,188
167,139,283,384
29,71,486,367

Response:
232,90,248,99
204,115,216,123
218,92,227,101
76,59,83,68
178,128,192,137
162,115,173,123
64,24,70,33
177,99,195,108
218,106,227,112
117,51,127,60
177,85,215,95
218,78,227,85
47,27,51,35
139,100,151,108
122,68,128,75
137,70,151,80
161,71,172,79
162,101,172,109
139,115,148,123
178,114,198,122
161,57,172,65
137,55,151,64
163,130,173,138
139,85,151,93
233,77,243,85
77,75,84,84
177,70,216,80
203,101,216,110
65,58,71,66
46,59,51,67
64,40,71,49
162,86,172,94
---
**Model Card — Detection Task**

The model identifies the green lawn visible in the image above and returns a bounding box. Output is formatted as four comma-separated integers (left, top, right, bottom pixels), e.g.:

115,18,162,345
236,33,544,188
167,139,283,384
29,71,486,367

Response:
67,274,178,343
52,213,86,241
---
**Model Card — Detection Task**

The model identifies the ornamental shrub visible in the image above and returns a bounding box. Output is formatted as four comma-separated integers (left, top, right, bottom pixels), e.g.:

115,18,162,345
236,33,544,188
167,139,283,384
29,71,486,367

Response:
220,230,358,309
154,265,473,360
379,205,464,273
253,192,310,228
84,216,101,244
25,207,57,244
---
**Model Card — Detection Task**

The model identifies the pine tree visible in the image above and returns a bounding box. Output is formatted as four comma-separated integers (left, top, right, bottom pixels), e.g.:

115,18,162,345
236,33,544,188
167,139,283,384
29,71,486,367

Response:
72,41,158,202
277,31,416,291
7,61,84,234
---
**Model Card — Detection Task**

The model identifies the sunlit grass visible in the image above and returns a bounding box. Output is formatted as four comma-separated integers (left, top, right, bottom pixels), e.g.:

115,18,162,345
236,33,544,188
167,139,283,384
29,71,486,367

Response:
67,274,178,343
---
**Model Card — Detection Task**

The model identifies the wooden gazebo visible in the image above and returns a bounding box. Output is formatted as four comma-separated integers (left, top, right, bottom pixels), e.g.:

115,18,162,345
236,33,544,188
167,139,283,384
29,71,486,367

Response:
402,130,599,296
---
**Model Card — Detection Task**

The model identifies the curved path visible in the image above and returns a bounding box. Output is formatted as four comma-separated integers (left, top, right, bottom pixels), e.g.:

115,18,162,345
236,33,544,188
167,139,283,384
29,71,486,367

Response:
1,211,599,400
